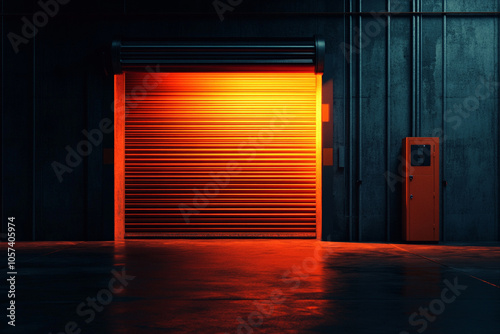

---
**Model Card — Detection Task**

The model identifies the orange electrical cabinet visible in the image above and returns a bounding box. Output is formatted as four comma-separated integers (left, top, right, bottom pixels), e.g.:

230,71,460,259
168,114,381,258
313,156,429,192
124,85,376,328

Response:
402,137,439,242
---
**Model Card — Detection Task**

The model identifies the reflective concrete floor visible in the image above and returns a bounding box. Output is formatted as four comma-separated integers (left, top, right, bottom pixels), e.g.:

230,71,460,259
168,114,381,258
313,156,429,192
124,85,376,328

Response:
1,240,499,334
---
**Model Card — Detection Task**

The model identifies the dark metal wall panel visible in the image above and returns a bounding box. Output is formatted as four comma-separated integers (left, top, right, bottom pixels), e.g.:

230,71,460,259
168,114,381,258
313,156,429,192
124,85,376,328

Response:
362,0,387,12
327,46,349,241
498,0,500,244
443,17,498,240
420,16,445,239
422,0,443,12
33,19,89,240
359,15,389,241
391,0,412,12
420,17,443,135
208,0,346,13
388,16,413,241
446,0,498,12
321,54,338,240
1,16,35,240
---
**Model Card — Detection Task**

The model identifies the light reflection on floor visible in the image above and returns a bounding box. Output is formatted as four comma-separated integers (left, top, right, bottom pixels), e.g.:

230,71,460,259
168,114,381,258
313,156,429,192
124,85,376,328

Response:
3,240,500,334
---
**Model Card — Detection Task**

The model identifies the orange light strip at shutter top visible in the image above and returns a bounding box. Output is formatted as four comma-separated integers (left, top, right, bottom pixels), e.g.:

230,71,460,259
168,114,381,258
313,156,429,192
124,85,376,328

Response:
124,72,321,237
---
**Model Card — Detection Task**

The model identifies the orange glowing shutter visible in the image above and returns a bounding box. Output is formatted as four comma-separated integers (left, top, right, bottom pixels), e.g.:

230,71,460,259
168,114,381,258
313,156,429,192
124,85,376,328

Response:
124,72,321,237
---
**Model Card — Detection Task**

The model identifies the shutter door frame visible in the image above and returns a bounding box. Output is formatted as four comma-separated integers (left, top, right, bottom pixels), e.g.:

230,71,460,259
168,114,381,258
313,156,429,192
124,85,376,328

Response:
113,37,325,240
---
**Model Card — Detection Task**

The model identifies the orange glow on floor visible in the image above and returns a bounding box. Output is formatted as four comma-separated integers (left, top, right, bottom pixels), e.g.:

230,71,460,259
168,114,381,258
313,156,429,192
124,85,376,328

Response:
116,72,322,238
114,74,125,240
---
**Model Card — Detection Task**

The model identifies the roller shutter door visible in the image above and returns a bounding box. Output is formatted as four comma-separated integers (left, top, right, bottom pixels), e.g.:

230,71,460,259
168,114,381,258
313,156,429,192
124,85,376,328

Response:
123,72,321,238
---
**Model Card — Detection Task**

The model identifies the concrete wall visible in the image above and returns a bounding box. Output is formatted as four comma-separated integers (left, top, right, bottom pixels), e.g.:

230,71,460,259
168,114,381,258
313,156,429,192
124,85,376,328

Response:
2,0,499,241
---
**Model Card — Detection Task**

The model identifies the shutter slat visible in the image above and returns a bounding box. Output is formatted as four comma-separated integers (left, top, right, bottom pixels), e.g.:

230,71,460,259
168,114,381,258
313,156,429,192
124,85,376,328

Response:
124,72,320,237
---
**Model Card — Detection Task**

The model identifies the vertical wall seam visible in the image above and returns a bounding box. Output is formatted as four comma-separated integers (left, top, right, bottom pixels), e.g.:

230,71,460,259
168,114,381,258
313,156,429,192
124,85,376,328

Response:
442,0,447,241
33,31,36,240
419,0,423,137
386,0,391,242
1,0,3,237
1,0,4,236
348,0,354,241
349,0,356,241
412,0,416,137
497,0,500,241
350,0,355,241
414,0,421,137
342,1,346,241
344,0,353,241
84,74,89,240
357,0,362,241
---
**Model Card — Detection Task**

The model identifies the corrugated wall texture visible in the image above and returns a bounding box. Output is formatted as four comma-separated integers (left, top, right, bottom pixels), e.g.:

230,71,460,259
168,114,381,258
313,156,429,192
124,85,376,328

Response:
1,0,499,241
